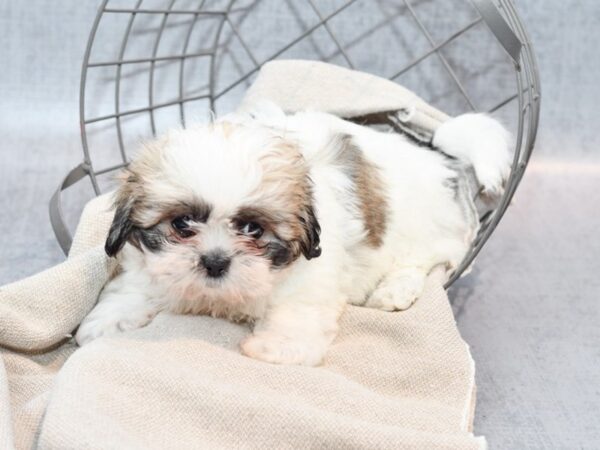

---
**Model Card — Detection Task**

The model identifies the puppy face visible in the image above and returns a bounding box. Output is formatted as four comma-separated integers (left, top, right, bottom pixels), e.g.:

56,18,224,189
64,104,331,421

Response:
105,121,321,310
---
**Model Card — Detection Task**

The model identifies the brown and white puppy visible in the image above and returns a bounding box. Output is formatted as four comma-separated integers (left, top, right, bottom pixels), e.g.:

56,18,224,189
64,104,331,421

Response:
76,107,510,366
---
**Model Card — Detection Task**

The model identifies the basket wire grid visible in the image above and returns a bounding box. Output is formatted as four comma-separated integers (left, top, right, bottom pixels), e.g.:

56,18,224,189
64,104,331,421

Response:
50,0,540,287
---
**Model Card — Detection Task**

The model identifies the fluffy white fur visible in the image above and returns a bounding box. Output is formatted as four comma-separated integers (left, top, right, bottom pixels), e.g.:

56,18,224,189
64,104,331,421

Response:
76,108,511,366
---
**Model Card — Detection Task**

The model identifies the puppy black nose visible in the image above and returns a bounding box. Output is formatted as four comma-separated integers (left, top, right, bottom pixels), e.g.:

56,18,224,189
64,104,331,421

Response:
200,252,231,278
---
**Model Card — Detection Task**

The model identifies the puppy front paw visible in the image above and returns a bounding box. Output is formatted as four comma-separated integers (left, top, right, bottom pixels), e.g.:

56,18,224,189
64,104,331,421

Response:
240,332,327,366
367,268,426,311
75,300,156,346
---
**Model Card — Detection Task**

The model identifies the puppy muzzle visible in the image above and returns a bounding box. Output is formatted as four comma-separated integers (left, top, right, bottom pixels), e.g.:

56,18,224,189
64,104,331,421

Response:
200,251,231,278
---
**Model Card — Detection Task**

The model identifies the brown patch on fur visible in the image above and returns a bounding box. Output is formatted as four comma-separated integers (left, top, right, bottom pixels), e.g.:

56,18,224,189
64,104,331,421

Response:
110,137,167,225
105,135,211,256
334,135,388,248
248,138,321,261
113,134,211,223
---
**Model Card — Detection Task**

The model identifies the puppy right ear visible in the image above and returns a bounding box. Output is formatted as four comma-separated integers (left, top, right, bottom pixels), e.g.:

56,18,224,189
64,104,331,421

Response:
299,203,322,260
105,197,135,257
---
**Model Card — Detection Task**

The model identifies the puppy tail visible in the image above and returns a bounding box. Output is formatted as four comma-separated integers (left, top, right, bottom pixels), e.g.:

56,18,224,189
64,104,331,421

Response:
432,113,512,196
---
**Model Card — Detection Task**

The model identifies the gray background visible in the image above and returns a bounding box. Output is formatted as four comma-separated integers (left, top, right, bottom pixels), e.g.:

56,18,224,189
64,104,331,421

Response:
1,1,599,448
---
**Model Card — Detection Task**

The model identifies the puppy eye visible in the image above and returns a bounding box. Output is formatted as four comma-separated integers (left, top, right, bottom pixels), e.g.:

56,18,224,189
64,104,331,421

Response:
238,221,263,239
171,216,195,238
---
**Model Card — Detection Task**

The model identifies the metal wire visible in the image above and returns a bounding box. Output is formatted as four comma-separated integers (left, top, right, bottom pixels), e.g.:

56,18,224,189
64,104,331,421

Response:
177,1,206,127
402,0,477,110
389,16,483,80
445,0,541,285
305,0,355,68
213,0,359,102
85,93,210,123
103,8,226,15
148,0,177,135
114,0,143,164
66,0,541,287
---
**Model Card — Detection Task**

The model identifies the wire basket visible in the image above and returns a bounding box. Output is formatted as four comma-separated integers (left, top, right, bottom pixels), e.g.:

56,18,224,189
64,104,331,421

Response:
49,0,540,287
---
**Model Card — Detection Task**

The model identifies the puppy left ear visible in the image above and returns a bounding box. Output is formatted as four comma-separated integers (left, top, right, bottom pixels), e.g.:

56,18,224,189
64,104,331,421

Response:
300,205,321,260
105,170,140,257
105,198,135,257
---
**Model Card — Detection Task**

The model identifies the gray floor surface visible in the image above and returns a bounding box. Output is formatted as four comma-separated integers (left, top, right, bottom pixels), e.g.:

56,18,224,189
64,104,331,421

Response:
1,1,599,448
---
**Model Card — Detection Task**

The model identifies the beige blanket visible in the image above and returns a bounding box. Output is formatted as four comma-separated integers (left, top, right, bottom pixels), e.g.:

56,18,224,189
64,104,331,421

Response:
0,60,485,449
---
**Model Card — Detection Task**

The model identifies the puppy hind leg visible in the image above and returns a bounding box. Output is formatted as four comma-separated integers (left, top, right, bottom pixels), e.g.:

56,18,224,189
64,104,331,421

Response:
366,266,427,312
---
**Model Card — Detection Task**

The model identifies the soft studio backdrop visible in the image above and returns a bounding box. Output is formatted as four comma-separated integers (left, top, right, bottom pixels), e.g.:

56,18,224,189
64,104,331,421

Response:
0,1,598,448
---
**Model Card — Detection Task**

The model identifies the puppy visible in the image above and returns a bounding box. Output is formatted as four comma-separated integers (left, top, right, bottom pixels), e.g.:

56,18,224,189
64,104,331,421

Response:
75,108,510,366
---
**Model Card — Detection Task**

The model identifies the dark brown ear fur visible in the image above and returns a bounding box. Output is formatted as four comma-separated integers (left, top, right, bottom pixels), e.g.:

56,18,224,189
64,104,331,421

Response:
299,204,321,260
105,198,134,257
105,172,140,257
